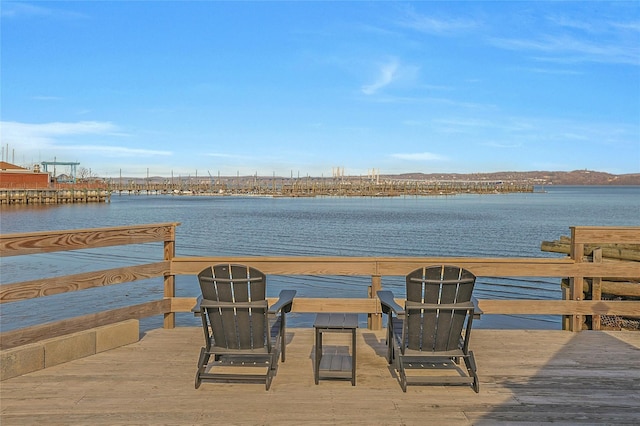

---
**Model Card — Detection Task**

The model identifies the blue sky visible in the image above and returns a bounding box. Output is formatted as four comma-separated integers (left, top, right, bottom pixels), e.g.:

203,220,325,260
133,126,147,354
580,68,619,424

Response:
2,1,639,178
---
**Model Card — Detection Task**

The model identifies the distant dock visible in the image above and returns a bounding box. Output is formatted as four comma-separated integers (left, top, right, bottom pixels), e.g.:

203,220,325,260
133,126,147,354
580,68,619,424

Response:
0,188,111,205
108,176,535,197
0,177,535,204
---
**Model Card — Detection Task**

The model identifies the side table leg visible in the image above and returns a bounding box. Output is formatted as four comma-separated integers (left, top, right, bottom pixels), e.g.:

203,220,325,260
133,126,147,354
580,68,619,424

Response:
314,328,320,385
352,328,356,386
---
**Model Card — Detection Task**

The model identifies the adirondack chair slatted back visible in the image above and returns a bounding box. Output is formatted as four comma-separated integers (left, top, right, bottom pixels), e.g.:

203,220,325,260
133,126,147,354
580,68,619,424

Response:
405,265,476,352
198,264,268,350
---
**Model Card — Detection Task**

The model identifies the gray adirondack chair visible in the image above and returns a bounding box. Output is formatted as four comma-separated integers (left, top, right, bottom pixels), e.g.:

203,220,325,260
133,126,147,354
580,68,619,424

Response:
194,264,296,390
378,265,480,392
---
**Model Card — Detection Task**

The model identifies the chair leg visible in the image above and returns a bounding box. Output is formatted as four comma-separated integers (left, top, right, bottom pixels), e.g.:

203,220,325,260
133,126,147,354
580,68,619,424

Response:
195,371,202,389
398,357,407,392
195,347,208,389
464,351,480,393
386,322,395,364
280,315,286,362
265,371,273,391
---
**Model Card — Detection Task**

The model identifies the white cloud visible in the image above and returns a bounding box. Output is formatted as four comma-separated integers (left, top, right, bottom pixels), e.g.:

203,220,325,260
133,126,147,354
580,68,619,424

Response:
489,34,640,65
391,152,447,161
1,2,86,19
205,153,240,158
56,145,171,157
1,3,51,18
362,60,399,95
1,121,120,150
0,120,169,159
32,95,64,101
480,141,522,149
397,8,478,36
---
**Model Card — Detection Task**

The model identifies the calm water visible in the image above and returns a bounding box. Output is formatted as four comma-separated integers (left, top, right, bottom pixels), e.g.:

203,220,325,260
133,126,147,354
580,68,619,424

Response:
1,185,638,331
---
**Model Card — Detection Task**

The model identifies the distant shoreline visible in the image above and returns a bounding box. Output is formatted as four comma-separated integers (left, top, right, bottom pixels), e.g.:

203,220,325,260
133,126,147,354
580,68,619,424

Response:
104,169,640,186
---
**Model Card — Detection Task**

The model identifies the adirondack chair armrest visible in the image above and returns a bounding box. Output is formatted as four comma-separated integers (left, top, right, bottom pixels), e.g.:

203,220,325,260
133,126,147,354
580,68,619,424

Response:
269,289,296,314
192,296,203,316
472,297,483,318
377,290,405,315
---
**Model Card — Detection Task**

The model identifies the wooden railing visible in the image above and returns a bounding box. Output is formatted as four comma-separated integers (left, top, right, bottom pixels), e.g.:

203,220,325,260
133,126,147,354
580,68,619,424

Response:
1,224,638,350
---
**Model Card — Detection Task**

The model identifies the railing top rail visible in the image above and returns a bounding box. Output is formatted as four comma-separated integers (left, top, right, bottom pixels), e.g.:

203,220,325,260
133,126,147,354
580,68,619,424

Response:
171,255,640,278
570,226,640,244
0,222,180,257
0,222,181,240
172,256,574,263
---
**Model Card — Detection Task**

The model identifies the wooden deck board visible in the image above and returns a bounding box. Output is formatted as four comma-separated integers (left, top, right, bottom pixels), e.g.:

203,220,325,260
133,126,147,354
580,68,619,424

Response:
1,328,639,425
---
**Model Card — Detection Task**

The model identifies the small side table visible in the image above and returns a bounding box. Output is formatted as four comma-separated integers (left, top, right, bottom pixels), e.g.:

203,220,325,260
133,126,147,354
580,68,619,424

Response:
314,313,358,386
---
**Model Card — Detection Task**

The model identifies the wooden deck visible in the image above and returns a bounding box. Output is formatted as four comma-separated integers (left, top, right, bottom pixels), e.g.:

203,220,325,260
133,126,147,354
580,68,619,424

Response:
1,328,639,425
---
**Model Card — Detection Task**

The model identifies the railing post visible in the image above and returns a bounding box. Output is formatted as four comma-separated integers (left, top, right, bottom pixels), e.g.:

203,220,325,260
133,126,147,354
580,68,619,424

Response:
591,248,603,330
569,227,584,332
368,275,382,330
163,224,177,329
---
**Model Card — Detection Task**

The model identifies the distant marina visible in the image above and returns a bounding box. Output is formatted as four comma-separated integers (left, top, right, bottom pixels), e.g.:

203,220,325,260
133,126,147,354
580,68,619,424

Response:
2,158,637,204
0,175,535,204
106,174,535,197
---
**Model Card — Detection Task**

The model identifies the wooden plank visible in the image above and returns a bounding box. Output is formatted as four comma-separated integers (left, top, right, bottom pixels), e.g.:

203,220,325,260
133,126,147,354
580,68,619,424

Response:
290,298,380,313
1,329,639,424
0,300,170,350
368,275,382,330
171,256,573,276
163,237,176,329
0,223,179,257
597,280,640,297
374,258,574,277
592,248,603,330
170,297,199,313
571,226,640,244
172,296,639,317
568,262,640,278
171,256,638,278
540,240,640,261
0,262,169,303
477,300,640,316
569,229,585,332
170,256,379,275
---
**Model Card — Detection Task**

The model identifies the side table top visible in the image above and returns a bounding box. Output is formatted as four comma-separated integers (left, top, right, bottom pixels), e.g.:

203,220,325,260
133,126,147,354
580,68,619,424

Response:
314,313,358,329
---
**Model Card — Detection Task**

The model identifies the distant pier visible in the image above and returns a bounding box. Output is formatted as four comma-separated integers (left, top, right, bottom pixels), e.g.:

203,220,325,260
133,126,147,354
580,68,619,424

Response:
108,176,534,197
0,188,111,205
0,177,535,204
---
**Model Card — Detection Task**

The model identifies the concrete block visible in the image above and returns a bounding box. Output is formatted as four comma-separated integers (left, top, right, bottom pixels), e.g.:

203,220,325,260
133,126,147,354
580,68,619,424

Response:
96,319,139,352
44,331,96,368
2,320,140,379
0,344,45,381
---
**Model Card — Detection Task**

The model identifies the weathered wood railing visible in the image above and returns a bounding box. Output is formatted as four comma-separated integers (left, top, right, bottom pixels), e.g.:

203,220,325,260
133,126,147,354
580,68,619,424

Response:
1,224,638,350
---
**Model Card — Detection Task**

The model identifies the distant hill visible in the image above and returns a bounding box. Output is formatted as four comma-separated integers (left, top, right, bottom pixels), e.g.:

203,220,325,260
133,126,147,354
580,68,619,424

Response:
383,170,640,185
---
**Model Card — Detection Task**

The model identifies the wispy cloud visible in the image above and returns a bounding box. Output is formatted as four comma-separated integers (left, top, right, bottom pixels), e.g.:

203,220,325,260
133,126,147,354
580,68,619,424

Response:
391,152,447,161
205,153,242,159
1,121,120,149
0,120,168,158
1,2,86,19
55,145,171,157
480,141,522,149
397,8,479,36
488,20,640,65
432,117,532,134
1,2,51,18
362,60,399,95
548,15,640,35
32,95,64,101
518,67,582,75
